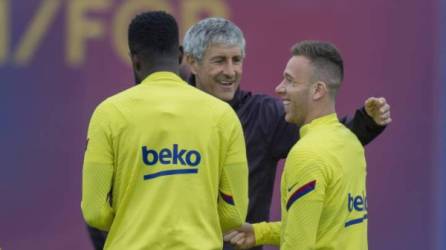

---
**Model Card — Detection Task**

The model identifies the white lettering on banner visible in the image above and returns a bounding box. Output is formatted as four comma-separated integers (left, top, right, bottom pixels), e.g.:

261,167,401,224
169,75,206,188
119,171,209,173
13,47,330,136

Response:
0,0,230,67
14,0,62,65
0,0,8,64
67,0,111,66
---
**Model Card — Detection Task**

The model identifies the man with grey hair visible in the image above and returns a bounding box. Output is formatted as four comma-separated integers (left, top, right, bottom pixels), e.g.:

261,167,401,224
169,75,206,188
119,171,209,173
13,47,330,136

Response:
183,17,390,250
183,17,246,101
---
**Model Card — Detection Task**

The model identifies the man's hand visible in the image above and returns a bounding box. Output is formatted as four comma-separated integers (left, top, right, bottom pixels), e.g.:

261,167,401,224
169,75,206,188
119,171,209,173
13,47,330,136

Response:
364,97,392,126
224,223,256,249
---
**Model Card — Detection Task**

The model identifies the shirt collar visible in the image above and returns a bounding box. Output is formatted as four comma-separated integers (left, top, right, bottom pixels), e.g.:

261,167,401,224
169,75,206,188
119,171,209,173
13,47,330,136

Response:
228,89,248,110
141,71,183,85
300,113,339,137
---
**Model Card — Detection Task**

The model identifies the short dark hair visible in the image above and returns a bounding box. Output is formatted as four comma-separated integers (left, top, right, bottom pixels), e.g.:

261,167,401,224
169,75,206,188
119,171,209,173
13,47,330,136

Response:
128,11,179,58
292,41,343,95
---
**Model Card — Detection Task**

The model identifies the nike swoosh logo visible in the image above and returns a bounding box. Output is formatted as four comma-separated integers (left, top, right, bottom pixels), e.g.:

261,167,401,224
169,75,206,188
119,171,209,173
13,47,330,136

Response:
288,182,299,192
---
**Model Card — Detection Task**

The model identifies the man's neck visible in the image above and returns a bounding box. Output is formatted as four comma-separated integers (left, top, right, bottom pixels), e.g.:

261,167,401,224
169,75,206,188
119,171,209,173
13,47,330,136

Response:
303,103,336,125
140,62,179,81
141,57,180,79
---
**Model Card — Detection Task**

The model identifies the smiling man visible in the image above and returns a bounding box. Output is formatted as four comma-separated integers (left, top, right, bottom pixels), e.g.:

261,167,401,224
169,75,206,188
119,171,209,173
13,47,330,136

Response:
183,17,388,250
187,43,243,101
225,41,368,250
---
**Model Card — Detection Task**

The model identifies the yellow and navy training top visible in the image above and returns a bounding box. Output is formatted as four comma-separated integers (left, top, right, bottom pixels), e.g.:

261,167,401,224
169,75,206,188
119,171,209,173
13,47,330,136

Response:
254,113,368,250
81,72,249,250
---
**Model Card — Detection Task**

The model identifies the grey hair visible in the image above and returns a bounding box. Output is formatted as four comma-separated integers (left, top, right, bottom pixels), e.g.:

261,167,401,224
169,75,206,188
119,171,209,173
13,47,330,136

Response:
183,17,246,61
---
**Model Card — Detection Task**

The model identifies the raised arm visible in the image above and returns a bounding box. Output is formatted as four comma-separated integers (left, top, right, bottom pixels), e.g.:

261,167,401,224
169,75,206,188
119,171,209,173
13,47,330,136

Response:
341,97,391,145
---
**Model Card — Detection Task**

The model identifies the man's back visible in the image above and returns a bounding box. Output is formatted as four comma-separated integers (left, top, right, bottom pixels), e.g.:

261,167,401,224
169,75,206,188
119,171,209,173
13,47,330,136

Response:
82,72,248,250
280,114,367,250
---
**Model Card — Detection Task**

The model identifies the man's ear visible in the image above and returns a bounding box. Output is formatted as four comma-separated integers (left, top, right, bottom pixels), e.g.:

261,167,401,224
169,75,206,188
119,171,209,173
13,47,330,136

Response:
185,54,199,75
178,46,184,64
130,53,141,72
130,53,142,84
312,81,328,100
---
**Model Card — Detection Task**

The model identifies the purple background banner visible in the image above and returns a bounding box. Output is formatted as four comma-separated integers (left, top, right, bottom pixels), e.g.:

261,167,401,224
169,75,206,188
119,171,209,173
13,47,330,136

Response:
0,0,442,249
435,0,446,248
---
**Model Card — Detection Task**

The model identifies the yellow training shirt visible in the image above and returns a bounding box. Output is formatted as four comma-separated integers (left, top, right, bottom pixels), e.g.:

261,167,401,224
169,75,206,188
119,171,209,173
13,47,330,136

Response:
254,113,367,250
81,72,248,250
